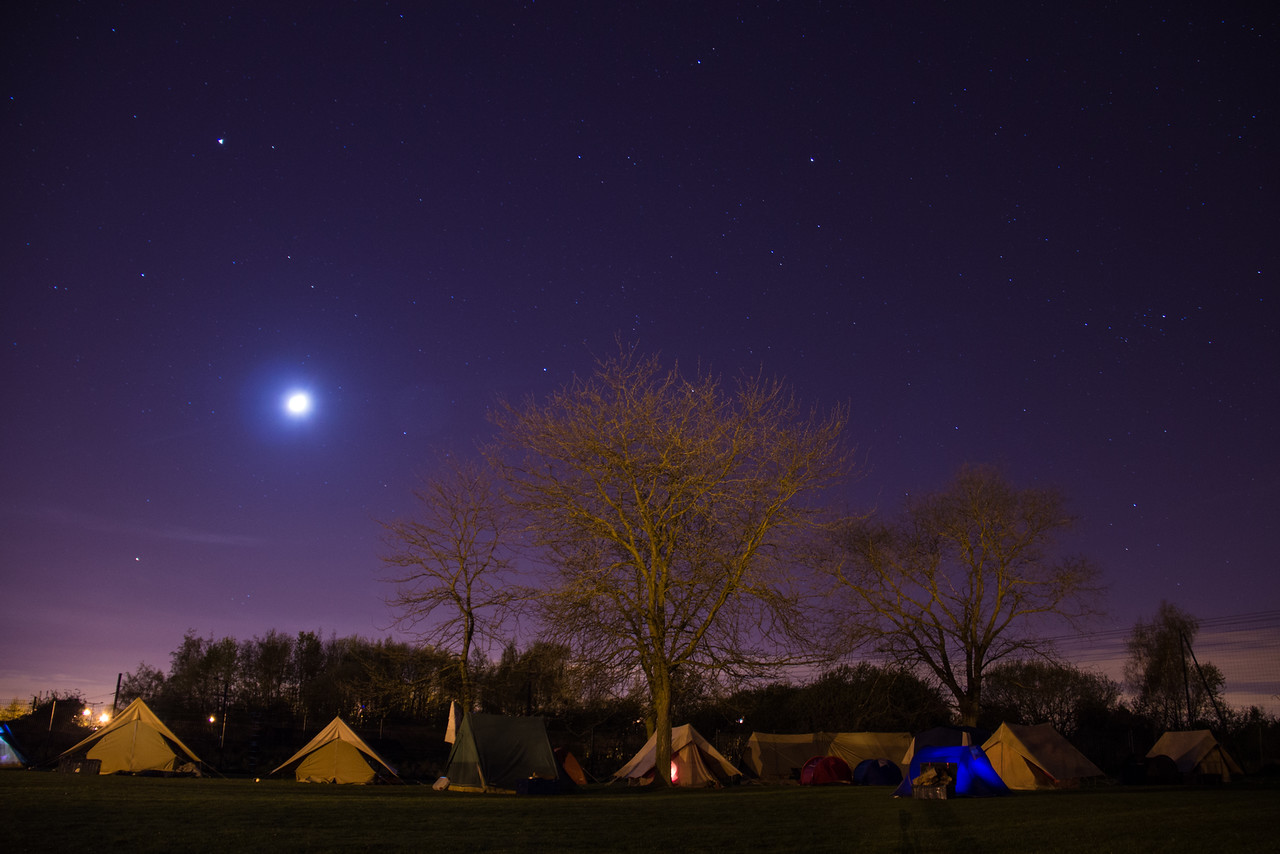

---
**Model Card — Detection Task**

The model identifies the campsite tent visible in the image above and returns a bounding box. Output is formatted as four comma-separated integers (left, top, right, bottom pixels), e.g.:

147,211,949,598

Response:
1147,730,1242,783
555,746,588,787
800,754,853,785
745,731,910,783
744,732,835,782
899,725,991,768
853,758,903,786
0,723,28,767
443,713,561,793
981,723,1104,790
1137,752,1182,784
58,698,202,775
614,724,742,787
828,732,912,779
270,717,397,784
897,744,1008,798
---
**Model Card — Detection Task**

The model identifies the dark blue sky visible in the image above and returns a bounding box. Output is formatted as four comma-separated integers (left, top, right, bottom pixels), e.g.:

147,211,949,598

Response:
3,2,1276,711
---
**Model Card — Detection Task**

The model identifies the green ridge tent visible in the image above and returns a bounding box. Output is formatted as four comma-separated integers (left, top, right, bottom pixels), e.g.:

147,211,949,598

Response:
58,698,202,775
270,716,397,784
442,713,561,793
981,722,1104,790
614,724,741,787
1147,730,1242,783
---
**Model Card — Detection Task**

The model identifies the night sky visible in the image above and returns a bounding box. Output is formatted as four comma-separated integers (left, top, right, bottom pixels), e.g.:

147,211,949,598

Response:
3,3,1276,713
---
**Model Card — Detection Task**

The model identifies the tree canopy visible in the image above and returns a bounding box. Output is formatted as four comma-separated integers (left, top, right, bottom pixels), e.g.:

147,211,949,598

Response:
379,455,523,713
490,347,850,783
980,659,1120,736
831,465,1102,726
1125,601,1226,730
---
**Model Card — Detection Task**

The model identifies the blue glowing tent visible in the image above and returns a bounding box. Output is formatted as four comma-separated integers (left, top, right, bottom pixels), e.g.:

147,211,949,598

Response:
0,723,29,767
895,744,1008,798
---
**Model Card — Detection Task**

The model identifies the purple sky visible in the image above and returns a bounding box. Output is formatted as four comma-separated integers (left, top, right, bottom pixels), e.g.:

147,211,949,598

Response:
3,3,1276,713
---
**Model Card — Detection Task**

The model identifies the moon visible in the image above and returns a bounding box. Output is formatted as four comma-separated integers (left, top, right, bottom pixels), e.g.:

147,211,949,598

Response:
284,391,313,417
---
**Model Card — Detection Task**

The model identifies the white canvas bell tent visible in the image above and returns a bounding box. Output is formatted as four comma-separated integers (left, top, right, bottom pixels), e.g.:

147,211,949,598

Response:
614,724,741,787
270,716,398,784
981,723,1104,790
59,698,202,775
1147,730,1242,783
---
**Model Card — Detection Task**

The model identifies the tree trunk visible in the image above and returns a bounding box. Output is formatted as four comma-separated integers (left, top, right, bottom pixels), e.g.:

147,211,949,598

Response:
459,614,476,713
958,691,980,728
651,664,673,786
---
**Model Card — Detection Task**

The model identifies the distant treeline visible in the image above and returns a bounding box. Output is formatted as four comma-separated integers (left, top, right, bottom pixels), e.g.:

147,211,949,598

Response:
11,629,1280,779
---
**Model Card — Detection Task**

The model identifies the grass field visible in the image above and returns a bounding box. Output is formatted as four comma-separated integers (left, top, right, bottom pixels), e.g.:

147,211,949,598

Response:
2,771,1277,853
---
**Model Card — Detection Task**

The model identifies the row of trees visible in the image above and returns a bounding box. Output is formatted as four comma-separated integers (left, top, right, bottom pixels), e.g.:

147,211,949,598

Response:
95,602,1227,743
7,597,1268,776
11,602,1263,777
117,631,463,730
378,345,1105,782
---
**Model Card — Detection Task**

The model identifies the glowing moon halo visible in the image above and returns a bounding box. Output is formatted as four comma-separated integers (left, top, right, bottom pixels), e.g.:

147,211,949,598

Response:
284,391,313,417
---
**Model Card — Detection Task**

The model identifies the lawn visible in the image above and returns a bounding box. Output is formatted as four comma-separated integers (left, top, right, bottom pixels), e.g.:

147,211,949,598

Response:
2,771,1277,853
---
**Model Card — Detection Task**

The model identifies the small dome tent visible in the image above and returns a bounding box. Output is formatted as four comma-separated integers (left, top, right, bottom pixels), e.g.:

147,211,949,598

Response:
853,758,903,786
800,754,853,785
893,725,991,797
898,744,1008,798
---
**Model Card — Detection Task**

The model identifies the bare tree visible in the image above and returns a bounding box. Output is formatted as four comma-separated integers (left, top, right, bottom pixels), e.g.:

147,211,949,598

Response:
490,346,850,784
379,455,521,713
831,465,1102,726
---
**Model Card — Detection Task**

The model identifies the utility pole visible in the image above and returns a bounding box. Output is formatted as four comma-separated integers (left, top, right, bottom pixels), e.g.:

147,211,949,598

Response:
217,679,229,772
1182,632,1228,731
1179,632,1194,728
